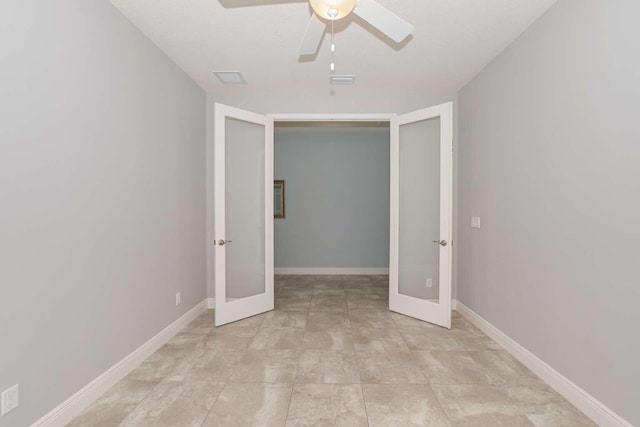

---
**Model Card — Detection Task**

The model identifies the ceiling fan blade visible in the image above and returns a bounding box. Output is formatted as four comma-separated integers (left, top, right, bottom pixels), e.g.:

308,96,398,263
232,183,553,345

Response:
299,14,326,56
353,0,413,43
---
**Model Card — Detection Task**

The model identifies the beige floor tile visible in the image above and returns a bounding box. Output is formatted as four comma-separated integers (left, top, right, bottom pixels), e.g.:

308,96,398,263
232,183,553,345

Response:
276,288,313,299
433,384,534,426
450,316,483,334
261,310,308,328
249,327,305,350
451,332,504,351
362,384,451,427
352,327,411,352
275,296,312,311
398,326,462,351
230,349,299,383
348,309,396,329
312,289,346,297
126,342,198,381
506,383,597,426
523,400,597,426
204,332,253,350
415,350,537,385
286,384,368,427
296,350,361,384
359,352,428,384
166,347,240,382
307,311,350,329
302,326,355,351
209,314,265,338
120,380,224,426
391,312,445,329
67,379,159,427
346,294,388,310
310,294,348,312
313,280,344,290
167,329,208,347
344,287,385,296
182,310,215,333
202,383,292,427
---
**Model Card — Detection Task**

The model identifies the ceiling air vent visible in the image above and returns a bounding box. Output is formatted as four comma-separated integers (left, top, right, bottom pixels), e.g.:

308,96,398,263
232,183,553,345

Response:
330,75,356,85
213,71,247,84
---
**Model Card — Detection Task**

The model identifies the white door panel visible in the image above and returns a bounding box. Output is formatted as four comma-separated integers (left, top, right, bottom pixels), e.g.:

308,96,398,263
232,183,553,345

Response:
389,103,453,329
214,103,274,326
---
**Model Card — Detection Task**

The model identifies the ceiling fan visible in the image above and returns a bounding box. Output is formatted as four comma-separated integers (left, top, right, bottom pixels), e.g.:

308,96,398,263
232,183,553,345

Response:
237,0,414,56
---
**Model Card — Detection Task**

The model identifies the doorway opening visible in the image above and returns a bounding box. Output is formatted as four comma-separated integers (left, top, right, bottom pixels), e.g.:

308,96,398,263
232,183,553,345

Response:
212,105,452,328
273,121,391,277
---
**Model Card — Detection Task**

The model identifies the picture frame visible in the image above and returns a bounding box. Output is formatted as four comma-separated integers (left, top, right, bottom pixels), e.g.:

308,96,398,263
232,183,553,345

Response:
274,180,285,218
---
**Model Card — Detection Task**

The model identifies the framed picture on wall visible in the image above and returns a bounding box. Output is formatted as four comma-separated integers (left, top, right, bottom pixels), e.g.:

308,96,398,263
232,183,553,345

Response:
274,180,285,218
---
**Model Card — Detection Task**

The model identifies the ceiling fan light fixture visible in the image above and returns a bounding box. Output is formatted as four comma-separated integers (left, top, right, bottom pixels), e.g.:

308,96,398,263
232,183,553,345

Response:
309,0,357,21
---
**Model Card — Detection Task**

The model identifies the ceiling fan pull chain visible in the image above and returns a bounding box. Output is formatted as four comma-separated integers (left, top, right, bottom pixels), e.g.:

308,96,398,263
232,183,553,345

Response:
330,19,336,73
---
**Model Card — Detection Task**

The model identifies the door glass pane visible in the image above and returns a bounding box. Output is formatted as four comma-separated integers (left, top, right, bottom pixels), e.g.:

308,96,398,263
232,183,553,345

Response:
398,117,440,302
225,117,266,301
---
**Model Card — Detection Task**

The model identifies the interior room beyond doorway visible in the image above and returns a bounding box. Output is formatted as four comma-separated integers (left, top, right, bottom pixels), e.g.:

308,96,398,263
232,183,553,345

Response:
273,121,391,276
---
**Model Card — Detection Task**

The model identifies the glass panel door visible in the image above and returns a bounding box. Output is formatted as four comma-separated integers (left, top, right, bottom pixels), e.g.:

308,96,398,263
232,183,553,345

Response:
214,103,274,326
389,103,452,328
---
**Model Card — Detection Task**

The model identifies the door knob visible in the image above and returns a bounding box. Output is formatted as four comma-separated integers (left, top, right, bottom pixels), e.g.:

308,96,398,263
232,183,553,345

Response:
216,239,233,246
433,240,447,247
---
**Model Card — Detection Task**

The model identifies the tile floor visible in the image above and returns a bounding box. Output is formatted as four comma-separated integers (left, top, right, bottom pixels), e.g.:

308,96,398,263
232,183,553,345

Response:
68,275,595,426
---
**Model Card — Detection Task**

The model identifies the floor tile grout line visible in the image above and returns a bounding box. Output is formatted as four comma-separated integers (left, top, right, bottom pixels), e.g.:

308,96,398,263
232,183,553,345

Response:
359,383,372,427
197,381,228,427
426,382,455,426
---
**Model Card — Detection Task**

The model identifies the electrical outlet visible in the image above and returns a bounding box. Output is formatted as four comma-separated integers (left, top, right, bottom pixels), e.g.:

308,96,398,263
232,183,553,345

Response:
471,217,481,228
1,384,19,416
175,292,181,306
426,278,433,288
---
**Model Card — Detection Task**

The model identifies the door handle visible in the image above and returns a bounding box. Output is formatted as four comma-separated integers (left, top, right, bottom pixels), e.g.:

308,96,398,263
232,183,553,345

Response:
216,239,233,246
433,240,447,247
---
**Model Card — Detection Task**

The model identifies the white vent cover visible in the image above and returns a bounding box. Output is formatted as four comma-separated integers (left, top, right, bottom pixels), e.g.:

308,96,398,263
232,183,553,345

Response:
330,75,356,85
213,71,247,84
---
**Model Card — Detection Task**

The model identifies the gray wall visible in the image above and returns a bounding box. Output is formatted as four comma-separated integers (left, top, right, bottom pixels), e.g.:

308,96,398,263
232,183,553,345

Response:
0,1,206,426
457,0,639,424
274,125,390,269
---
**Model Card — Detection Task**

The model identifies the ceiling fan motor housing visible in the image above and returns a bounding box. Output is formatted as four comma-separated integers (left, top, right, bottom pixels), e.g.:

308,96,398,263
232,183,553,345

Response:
309,0,357,20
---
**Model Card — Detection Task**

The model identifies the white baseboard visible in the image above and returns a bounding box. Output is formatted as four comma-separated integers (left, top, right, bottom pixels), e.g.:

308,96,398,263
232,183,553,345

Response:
207,297,215,309
32,299,208,427
274,268,389,275
455,301,632,427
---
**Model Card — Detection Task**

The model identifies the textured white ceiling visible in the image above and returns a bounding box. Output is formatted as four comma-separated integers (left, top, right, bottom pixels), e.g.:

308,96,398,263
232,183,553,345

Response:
110,0,557,101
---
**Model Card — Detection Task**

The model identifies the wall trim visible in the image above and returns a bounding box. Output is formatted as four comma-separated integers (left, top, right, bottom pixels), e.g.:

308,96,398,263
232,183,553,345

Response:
455,301,632,427
32,299,208,427
268,113,396,121
207,297,216,309
274,268,389,275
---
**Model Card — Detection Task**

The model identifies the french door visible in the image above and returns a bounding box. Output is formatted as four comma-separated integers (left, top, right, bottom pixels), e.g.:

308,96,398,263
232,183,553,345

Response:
214,103,274,326
389,103,453,329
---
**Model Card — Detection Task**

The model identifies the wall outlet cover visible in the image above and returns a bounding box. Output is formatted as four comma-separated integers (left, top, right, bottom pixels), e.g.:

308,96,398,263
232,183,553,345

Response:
175,292,181,306
1,384,19,416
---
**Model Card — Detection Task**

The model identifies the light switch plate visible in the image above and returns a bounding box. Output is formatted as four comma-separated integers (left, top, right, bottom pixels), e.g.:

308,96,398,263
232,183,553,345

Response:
471,217,481,228
1,384,19,416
